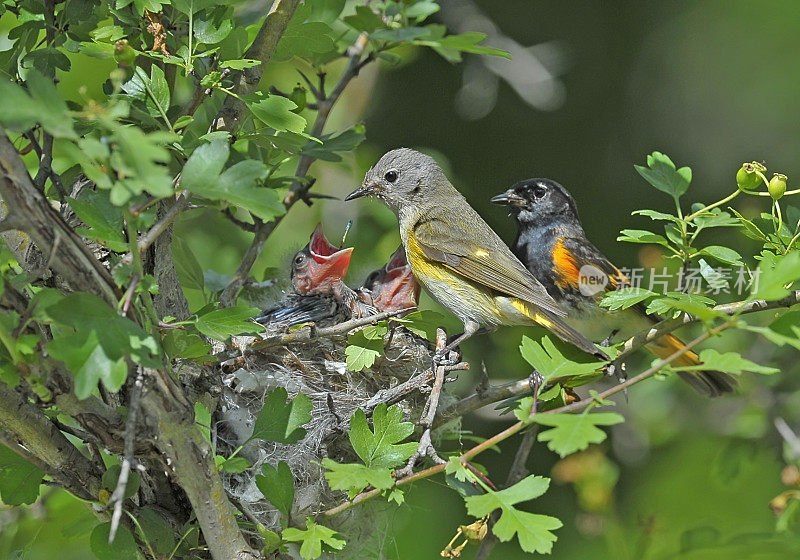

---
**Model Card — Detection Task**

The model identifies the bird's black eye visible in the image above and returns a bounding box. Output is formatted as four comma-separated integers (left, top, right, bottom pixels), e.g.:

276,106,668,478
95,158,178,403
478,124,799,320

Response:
533,185,546,198
384,170,398,183
294,253,306,266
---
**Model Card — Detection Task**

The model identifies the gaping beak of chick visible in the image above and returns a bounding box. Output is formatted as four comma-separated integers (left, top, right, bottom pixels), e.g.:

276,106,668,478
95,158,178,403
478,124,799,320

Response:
490,190,527,207
294,223,353,294
370,247,420,313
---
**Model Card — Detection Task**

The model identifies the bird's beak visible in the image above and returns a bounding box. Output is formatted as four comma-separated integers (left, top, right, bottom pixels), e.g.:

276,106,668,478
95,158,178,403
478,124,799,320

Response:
370,265,420,313
294,224,354,294
345,182,373,201
490,190,526,207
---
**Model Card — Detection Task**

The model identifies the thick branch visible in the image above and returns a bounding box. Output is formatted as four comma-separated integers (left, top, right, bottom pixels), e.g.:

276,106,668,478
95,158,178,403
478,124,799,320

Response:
140,368,257,560
0,383,103,501
215,0,302,130
0,127,119,305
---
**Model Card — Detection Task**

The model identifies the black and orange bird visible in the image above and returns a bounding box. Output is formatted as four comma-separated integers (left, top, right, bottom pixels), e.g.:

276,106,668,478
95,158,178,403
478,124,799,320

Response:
491,178,736,397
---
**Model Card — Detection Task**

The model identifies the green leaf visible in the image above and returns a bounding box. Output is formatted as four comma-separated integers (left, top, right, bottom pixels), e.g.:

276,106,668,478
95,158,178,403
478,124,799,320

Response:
274,21,336,60
345,325,386,371
393,310,446,341
617,229,671,247
348,405,416,469
219,456,250,473
256,462,295,518
47,330,129,399
697,245,744,266
171,236,205,293
751,251,800,301
163,330,212,360
519,335,603,382
299,126,366,162
0,71,76,138
89,523,138,560
0,444,44,505
68,191,127,251
135,507,176,555
405,0,440,22
282,518,345,560
246,93,307,133
343,5,383,32
101,464,141,499
533,411,624,457
669,349,778,376
599,287,655,311
251,387,312,444
321,459,393,498
371,26,430,42
464,475,562,554
645,291,718,320
191,160,286,222
181,139,230,193
634,151,691,201
193,8,233,44
121,66,171,119
195,306,265,341
632,209,682,223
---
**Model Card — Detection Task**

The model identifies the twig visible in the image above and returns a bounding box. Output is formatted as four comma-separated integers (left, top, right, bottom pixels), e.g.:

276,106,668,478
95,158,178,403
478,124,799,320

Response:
321,321,733,519
775,418,800,460
108,368,144,544
122,191,191,264
222,207,258,232
474,374,542,559
441,292,800,422
31,132,66,201
219,32,372,306
394,329,450,477
244,307,416,352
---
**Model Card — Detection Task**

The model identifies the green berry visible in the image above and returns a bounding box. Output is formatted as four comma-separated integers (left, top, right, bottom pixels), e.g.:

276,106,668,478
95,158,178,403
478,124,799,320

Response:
769,173,787,200
736,162,765,191
289,86,306,113
113,40,136,66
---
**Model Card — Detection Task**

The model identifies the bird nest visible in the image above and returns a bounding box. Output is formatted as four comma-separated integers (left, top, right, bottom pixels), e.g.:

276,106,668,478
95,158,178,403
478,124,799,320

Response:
211,324,457,554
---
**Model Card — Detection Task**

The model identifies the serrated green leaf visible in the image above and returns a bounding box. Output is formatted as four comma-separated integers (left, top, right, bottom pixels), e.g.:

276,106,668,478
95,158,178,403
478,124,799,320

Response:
393,310,445,341
47,330,129,399
251,387,312,444
193,8,233,44
669,349,778,375
348,405,416,469
465,475,562,554
219,456,250,473
219,58,260,70
345,326,385,371
135,507,176,555
751,251,800,301
343,5,383,32
599,287,655,311
68,191,127,251
282,518,345,560
321,459,393,498
645,291,718,320
632,209,682,223
162,330,212,361
0,444,44,505
299,127,366,162
634,151,691,201
193,160,286,222
519,335,603,382
195,306,264,341
256,461,295,518
533,411,624,457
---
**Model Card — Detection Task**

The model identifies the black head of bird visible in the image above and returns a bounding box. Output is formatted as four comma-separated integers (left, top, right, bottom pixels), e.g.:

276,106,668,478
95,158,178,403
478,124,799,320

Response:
291,223,353,296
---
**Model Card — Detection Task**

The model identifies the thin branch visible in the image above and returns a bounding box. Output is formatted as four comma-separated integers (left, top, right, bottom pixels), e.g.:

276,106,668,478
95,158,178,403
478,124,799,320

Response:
222,207,258,233
441,291,800,422
108,368,144,544
219,32,372,306
122,191,191,264
321,321,733,518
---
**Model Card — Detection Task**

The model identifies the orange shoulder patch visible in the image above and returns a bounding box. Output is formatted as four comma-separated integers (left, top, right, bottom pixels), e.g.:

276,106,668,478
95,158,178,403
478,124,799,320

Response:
552,237,580,289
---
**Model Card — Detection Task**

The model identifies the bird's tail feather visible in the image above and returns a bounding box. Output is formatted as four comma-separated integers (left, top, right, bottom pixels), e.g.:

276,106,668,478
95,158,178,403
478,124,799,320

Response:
646,333,737,397
532,309,609,361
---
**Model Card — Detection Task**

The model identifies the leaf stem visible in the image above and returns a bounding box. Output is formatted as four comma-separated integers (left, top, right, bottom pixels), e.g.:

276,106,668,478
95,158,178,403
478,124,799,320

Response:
685,189,740,222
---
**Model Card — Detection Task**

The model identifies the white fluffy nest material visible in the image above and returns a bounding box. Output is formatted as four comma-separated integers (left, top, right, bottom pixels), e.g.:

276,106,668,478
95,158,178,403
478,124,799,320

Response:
212,326,455,544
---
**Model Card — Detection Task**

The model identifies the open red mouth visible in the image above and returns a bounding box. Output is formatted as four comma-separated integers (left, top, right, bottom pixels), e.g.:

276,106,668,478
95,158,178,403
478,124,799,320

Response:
295,223,353,294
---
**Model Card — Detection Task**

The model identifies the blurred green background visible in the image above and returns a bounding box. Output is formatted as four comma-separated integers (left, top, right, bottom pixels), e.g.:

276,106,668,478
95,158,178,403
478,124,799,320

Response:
3,1,800,558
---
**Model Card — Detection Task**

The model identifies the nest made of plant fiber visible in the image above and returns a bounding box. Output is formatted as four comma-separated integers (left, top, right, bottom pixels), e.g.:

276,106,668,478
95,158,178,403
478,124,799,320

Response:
212,325,458,552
